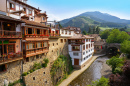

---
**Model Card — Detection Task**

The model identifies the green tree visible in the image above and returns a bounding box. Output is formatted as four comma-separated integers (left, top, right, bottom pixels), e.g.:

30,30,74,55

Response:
82,30,87,35
96,26,100,34
88,27,92,33
106,29,130,43
100,29,111,39
121,40,130,54
88,77,109,86
106,56,124,73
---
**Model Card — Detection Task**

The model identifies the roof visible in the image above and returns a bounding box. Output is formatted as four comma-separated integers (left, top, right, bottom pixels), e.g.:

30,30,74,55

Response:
0,14,24,23
22,19,49,28
12,0,41,11
89,34,100,38
94,41,106,46
61,26,81,31
68,34,94,39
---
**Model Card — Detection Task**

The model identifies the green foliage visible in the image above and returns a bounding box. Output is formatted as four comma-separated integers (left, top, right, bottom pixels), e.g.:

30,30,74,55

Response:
100,29,111,39
88,77,109,86
106,29,130,43
121,40,130,54
22,72,28,76
106,55,124,73
42,63,47,67
8,79,26,86
50,55,73,86
114,67,122,74
30,69,33,73
44,58,49,64
82,30,87,35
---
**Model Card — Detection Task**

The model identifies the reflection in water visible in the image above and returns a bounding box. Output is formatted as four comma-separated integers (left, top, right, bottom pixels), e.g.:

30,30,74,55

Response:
69,56,109,86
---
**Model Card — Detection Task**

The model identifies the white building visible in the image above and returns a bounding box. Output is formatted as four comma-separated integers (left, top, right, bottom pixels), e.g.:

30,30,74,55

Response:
68,34,94,69
60,27,81,37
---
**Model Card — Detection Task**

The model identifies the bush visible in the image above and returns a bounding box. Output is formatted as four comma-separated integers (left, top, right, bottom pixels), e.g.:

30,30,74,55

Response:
42,63,47,67
88,77,109,86
44,58,49,64
22,72,28,76
30,70,33,73
114,67,122,74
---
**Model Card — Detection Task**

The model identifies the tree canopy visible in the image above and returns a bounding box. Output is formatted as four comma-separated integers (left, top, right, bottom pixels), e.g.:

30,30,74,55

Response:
100,29,111,39
106,29,130,43
121,40,130,54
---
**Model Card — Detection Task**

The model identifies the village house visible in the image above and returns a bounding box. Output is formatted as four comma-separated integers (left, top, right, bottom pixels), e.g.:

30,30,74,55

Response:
68,34,94,69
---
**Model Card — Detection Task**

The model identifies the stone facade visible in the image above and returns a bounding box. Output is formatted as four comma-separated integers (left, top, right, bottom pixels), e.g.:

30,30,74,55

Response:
0,60,22,86
23,65,52,86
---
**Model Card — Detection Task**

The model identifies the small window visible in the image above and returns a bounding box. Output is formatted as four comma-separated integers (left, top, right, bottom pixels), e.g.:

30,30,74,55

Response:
53,43,54,46
10,3,15,10
33,77,35,80
43,72,45,75
23,8,26,13
43,17,45,20
73,52,79,56
0,64,6,72
64,39,66,42
36,55,39,59
57,43,58,45
60,39,63,43
62,30,64,34
26,58,29,62
83,52,85,55
29,10,32,15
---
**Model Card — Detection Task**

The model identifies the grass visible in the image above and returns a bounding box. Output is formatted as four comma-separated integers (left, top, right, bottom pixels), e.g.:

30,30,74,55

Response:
8,79,26,86
99,27,112,31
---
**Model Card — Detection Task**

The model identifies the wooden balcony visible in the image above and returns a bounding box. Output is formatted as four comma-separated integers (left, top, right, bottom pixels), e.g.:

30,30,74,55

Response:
0,52,23,65
25,47,49,57
68,41,85,44
0,30,22,39
24,34,49,38
49,33,60,38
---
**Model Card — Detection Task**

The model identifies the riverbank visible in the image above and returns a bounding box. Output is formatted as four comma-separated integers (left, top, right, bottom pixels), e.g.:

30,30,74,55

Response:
59,54,106,86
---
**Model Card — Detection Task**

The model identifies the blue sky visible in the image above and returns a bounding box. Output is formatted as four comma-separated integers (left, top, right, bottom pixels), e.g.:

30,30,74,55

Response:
28,0,130,21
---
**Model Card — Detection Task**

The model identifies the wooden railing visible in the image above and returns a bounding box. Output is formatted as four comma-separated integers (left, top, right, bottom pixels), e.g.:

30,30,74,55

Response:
0,30,22,38
49,33,60,37
24,34,49,38
68,41,85,44
0,52,23,63
25,47,49,56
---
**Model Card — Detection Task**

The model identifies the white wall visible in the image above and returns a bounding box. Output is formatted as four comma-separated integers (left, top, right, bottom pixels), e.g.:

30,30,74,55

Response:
60,29,75,37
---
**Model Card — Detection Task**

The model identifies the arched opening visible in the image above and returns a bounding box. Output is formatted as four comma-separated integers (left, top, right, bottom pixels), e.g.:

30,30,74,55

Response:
107,47,120,56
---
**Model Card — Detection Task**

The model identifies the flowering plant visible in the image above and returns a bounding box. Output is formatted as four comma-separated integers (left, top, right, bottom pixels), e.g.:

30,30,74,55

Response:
34,34,36,36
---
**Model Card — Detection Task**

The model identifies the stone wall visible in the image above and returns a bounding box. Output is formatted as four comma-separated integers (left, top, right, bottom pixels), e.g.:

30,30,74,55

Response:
23,65,52,86
0,60,22,86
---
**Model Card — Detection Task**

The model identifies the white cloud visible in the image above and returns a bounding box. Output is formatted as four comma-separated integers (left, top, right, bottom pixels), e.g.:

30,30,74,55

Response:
47,13,61,21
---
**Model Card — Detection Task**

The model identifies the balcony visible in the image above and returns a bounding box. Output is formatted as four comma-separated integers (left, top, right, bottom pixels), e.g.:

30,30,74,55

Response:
24,34,49,38
0,30,22,38
0,52,23,65
25,47,49,57
49,33,60,38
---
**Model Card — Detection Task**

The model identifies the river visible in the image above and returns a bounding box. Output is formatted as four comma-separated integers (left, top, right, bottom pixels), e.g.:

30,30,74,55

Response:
68,56,111,86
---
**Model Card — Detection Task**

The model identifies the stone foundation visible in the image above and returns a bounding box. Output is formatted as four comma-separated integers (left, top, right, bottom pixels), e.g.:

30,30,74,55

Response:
0,60,22,86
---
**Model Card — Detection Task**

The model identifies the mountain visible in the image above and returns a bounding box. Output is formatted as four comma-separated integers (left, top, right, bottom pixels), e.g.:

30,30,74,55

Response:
59,11,130,31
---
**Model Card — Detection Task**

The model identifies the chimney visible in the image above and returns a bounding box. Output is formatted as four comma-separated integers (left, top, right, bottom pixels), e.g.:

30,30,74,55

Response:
38,7,39,10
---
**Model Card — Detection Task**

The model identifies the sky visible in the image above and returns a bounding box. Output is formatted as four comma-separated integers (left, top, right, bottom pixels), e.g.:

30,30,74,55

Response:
28,0,130,21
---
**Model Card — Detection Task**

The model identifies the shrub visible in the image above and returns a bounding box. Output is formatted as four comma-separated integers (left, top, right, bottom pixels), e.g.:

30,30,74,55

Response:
22,72,27,76
42,63,47,67
88,77,109,86
30,70,33,73
114,67,122,74
44,58,49,64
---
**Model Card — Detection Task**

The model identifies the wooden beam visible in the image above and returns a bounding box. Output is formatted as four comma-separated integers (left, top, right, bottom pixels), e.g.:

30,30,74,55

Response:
2,41,4,61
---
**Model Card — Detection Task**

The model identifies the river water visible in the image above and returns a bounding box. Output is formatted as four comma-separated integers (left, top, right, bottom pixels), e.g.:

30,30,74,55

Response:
69,56,110,86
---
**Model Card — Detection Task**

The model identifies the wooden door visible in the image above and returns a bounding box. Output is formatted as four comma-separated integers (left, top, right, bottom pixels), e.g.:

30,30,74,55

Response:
74,59,79,65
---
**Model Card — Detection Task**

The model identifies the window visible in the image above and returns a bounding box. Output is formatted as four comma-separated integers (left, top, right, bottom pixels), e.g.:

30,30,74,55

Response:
29,10,32,15
86,44,88,49
83,45,85,50
64,39,66,42
72,46,80,51
44,42,48,47
37,29,40,34
26,58,29,62
65,30,67,34
43,17,45,20
37,42,42,48
60,39,63,43
57,43,58,45
0,64,6,72
36,55,39,59
62,30,64,34
23,8,26,13
28,28,33,34
83,52,85,55
8,45,15,53
86,51,88,53
53,43,54,46
33,77,35,80
10,3,15,10
73,52,78,56
69,31,71,35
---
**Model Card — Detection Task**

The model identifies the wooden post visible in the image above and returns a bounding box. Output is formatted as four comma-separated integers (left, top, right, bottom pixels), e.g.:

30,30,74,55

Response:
1,22,3,37
2,41,4,61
